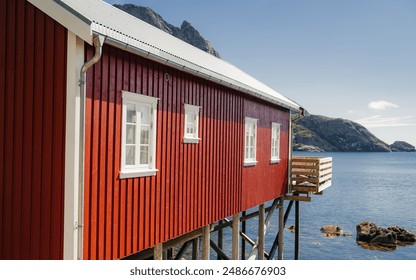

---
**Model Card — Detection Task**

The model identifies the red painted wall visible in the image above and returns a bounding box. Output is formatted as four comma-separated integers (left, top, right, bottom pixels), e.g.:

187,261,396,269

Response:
83,44,245,259
0,0,67,259
83,43,290,259
242,98,290,209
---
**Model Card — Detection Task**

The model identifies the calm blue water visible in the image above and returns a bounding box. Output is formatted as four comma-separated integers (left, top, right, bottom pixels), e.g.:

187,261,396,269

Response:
211,152,416,260
281,152,416,260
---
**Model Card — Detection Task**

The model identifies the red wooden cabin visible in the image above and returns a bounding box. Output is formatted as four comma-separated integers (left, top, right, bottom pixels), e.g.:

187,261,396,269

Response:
0,0,301,260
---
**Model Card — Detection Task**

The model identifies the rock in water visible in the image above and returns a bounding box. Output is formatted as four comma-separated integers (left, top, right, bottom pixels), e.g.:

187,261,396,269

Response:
387,226,416,243
287,225,296,233
356,222,379,242
321,225,343,237
371,228,397,244
356,222,416,251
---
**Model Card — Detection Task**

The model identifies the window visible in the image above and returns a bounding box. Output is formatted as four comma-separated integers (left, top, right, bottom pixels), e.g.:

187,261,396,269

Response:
183,104,200,143
120,91,158,178
244,117,258,166
271,122,281,163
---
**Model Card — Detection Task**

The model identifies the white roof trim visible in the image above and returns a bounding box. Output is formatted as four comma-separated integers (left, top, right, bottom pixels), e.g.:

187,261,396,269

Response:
30,0,301,111
28,0,93,44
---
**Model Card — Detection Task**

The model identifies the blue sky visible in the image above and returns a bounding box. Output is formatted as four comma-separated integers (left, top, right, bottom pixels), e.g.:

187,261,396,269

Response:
105,0,416,146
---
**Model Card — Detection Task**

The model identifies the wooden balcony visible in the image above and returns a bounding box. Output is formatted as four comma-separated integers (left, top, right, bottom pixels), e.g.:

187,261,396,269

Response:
286,156,332,202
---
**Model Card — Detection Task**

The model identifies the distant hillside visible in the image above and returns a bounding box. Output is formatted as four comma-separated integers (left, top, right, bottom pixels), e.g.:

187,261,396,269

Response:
293,115,416,152
113,4,221,58
390,141,415,152
293,115,392,152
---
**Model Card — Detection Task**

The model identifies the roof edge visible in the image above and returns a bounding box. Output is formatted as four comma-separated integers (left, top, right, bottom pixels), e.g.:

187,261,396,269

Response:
28,0,93,45
101,34,301,111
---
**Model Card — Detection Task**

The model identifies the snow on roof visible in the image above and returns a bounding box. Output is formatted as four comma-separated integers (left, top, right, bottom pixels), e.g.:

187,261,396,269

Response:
29,0,301,110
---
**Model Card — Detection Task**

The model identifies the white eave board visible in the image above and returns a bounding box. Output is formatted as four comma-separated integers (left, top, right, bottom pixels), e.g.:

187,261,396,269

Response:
28,0,93,44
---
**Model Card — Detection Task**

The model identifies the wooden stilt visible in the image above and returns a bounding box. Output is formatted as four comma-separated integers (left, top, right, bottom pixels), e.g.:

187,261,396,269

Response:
295,201,300,260
202,225,210,260
154,243,163,260
278,197,284,260
258,204,265,260
232,213,240,260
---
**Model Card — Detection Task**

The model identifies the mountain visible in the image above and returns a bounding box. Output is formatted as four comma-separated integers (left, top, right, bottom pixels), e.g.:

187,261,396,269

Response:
113,4,221,58
293,115,392,152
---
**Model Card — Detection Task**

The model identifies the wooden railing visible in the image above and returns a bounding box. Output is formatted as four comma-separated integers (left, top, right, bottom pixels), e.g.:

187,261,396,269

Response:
291,156,332,194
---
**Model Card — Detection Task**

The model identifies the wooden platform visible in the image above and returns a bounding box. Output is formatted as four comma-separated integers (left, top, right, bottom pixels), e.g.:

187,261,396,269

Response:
286,156,332,202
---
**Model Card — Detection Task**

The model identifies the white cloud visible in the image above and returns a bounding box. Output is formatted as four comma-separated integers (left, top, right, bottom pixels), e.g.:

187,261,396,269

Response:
355,115,416,128
368,100,399,110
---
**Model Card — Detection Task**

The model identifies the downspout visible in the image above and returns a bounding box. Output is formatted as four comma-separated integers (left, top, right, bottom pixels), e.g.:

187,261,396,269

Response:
77,35,104,260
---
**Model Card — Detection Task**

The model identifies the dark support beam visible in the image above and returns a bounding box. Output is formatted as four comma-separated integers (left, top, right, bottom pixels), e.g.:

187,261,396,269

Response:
192,238,199,260
241,211,246,260
218,220,223,260
210,240,230,260
284,200,294,225
167,248,173,260
174,240,192,260
295,201,300,260
258,204,265,260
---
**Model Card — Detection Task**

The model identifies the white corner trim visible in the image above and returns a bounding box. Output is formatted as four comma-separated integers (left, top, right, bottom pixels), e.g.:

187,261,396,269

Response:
64,32,84,260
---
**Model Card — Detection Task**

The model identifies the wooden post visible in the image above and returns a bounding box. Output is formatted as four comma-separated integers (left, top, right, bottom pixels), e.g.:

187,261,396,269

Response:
295,201,300,260
258,204,265,260
202,225,210,260
241,211,246,260
154,243,163,260
232,213,240,260
192,238,199,260
278,197,284,260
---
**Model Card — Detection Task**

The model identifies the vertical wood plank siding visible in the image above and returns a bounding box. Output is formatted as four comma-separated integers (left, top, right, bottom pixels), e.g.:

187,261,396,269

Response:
83,44,246,259
0,0,67,260
242,98,290,209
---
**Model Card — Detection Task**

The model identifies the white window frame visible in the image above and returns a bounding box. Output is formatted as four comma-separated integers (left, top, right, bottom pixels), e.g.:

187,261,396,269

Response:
183,104,201,144
271,122,281,164
244,117,258,166
120,91,158,179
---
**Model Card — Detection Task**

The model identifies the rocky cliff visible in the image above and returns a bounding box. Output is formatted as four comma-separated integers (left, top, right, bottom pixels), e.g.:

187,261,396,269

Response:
113,4,221,58
293,115,392,152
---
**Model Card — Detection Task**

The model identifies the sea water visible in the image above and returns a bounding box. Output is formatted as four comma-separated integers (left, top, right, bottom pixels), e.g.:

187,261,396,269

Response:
210,152,416,260
280,152,416,260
